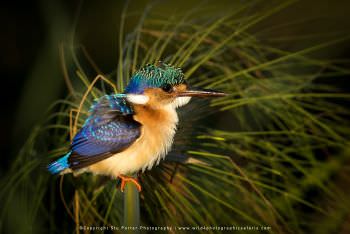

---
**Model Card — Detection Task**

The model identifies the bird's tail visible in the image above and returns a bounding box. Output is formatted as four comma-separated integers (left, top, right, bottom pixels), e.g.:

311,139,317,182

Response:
47,152,71,174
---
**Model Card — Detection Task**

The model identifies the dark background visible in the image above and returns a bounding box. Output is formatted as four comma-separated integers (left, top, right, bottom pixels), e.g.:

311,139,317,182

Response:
1,0,350,174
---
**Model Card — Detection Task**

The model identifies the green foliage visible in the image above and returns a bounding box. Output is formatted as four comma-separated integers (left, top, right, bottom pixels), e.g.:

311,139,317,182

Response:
1,1,350,233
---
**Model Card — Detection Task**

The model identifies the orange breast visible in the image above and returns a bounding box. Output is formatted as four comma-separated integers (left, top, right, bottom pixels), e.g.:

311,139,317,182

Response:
87,102,179,177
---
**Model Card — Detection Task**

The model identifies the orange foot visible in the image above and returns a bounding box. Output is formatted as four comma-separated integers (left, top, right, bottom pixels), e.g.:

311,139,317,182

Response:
118,175,142,192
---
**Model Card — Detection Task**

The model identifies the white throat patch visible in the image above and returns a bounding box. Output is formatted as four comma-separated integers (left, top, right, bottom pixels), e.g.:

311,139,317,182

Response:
172,96,191,108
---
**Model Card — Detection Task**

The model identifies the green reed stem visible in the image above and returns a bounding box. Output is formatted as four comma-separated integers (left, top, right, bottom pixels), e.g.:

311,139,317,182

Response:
123,181,140,234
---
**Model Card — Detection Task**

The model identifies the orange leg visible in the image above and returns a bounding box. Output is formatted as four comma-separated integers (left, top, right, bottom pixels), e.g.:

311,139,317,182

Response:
118,175,142,192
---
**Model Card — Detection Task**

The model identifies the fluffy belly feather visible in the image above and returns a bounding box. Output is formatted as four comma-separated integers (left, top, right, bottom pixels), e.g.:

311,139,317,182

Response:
87,104,178,177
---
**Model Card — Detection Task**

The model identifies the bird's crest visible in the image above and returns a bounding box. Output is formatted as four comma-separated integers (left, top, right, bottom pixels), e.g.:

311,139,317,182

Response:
125,62,185,94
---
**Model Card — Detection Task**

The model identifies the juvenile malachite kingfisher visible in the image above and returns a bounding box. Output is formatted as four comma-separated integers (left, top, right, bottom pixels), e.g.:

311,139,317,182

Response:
48,62,226,191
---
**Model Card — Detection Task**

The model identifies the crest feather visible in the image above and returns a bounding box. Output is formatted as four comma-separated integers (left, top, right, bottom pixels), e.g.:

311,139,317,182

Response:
125,62,185,94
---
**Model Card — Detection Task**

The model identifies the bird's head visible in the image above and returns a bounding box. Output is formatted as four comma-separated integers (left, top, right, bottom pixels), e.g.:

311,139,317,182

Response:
124,62,226,108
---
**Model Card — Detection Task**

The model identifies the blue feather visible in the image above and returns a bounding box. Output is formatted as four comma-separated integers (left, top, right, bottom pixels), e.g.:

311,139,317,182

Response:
67,95,141,169
47,152,71,174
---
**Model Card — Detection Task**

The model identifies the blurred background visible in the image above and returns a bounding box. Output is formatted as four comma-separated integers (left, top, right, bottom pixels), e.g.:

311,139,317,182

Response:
1,0,349,169
1,0,350,233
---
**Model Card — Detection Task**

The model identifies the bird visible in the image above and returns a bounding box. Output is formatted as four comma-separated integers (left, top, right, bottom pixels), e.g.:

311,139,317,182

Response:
47,62,226,191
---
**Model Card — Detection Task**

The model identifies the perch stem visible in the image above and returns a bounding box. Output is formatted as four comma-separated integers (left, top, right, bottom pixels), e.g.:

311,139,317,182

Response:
123,179,140,234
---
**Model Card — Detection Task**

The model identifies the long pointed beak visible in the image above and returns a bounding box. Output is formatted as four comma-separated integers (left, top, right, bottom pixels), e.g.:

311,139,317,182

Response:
176,87,227,98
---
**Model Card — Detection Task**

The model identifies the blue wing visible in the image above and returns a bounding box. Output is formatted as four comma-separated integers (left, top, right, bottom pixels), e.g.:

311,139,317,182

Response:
68,94,141,170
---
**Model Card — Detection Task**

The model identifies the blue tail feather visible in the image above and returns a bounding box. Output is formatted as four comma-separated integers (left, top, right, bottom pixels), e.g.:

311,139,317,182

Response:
47,152,71,174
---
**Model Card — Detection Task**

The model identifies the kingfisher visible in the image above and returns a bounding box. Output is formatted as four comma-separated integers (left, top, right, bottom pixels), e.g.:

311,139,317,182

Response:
48,62,225,191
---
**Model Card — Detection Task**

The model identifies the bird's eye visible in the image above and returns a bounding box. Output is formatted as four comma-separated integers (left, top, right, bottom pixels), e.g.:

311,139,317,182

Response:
161,84,173,93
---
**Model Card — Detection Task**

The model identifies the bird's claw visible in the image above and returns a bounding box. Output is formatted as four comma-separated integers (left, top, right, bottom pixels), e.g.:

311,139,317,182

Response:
118,175,142,192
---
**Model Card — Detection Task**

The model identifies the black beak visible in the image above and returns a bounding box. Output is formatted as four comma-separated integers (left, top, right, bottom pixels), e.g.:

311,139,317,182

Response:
176,87,227,98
